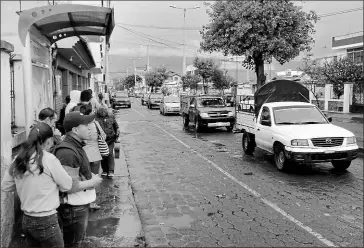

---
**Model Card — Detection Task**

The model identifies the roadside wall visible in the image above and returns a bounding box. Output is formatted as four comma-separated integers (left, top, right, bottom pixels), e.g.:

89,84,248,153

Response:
1,40,16,248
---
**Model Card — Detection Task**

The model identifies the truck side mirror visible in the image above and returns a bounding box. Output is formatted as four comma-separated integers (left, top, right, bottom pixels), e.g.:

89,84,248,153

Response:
328,117,332,122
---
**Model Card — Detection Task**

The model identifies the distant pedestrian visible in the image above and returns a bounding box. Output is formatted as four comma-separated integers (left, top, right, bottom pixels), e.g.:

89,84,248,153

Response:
96,107,120,179
65,90,81,115
57,95,71,135
37,107,63,149
54,111,99,247
98,93,107,108
88,89,100,113
2,123,72,248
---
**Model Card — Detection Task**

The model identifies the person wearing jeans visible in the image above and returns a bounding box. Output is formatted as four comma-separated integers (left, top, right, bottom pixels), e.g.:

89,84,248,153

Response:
96,107,119,179
54,111,101,248
1,123,73,248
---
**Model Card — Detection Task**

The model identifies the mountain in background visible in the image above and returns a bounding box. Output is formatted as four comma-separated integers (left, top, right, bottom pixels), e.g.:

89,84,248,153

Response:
108,54,305,83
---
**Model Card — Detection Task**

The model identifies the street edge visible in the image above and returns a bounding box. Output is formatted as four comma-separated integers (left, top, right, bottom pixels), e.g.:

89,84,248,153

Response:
117,144,147,247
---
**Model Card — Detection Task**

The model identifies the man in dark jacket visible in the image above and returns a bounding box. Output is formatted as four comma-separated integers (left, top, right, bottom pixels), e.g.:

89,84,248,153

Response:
57,96,71,135
54,111,98,248
95,107,120,179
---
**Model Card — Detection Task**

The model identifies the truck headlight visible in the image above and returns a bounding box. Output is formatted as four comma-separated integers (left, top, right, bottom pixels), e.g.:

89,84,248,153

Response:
347,136,356,144
227,111,234,117
200,113,209,118
291,139,309,146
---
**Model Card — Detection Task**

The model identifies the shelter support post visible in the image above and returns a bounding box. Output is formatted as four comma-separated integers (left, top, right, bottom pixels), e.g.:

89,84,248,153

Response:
22,32,34,136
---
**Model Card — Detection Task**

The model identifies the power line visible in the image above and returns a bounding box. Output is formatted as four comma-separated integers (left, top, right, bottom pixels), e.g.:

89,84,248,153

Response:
318,8,363,18
115,22,201,31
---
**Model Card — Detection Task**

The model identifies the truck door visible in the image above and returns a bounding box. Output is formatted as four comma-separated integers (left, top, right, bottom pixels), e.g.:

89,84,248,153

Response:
189,98,197,123
255,107,273,152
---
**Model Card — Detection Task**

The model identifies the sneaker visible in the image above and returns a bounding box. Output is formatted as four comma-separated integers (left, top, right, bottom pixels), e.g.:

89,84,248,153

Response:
101,172,107,176
107,172,114,179
90,202,101,210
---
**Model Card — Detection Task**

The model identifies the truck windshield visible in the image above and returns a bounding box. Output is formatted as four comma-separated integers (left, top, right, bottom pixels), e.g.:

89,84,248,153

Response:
198,98,225,107
273,106,328,125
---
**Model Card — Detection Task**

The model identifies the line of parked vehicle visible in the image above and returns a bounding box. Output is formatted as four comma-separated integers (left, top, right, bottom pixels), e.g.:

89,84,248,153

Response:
112,77,360,173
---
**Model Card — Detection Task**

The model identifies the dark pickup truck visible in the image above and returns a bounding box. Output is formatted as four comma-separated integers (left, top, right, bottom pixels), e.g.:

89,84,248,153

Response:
180,95,235,132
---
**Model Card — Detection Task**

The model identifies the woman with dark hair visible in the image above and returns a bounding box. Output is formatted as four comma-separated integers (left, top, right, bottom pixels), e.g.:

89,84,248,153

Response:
1,123,72,248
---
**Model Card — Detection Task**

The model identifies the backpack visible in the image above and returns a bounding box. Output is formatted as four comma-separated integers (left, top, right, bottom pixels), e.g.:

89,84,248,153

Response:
97,116,117,142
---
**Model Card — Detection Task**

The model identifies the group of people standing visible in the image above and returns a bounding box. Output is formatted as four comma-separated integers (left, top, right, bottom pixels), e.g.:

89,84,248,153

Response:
2,89,119,247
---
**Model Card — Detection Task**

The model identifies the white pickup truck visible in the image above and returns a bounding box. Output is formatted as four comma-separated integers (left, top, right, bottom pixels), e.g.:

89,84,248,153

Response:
235,80,359,172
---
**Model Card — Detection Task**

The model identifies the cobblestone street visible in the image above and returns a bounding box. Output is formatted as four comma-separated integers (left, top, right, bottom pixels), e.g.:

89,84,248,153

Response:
114,99,363,247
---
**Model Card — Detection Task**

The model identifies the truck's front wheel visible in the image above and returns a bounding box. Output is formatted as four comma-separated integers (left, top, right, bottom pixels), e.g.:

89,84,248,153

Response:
183,115,189,127
242,133,255,155
274,144,289,171
331,161,351,171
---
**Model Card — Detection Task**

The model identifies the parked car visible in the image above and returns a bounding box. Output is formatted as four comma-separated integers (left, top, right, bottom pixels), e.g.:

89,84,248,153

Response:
141,94,149,105
147,93,164,109
128,92,135,97
112,91,131,109
235,79,359,172
160,96,180,115
180,95,235,132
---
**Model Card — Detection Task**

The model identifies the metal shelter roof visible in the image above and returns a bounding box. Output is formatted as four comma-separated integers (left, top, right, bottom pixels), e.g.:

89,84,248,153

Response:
18,4,114,47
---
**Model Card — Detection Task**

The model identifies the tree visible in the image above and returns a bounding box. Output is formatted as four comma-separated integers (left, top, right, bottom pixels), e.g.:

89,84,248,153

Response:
200,0,318,90
123,75,142,90
211,67,236,93
193,57,216,94
145,66,169,92
299,53,326,107
322,56,363,99
181,74,201,92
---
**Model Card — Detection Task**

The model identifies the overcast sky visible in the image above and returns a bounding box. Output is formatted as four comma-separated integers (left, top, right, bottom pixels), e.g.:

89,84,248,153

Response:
1,0,363,71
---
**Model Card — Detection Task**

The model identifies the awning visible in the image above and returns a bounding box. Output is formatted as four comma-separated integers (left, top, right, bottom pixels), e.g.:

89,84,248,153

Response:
18,4,114,47
58,38,95,70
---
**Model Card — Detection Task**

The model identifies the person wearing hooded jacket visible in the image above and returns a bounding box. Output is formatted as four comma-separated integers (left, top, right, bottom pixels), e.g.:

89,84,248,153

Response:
65,90,81,115
95,107,120,179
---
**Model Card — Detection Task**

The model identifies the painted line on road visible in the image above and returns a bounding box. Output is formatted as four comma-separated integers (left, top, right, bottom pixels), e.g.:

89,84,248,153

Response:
154,123,337,247
132,108,146,118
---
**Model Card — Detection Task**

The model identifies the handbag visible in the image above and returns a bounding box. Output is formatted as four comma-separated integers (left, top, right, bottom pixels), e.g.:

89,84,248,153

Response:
95,122,109,157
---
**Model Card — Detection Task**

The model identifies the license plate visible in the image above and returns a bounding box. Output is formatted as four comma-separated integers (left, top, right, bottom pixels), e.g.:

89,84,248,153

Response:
208,122,230,127
324,150,335,154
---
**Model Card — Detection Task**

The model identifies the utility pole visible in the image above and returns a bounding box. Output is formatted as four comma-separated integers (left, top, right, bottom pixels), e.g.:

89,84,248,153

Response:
170,5,200,75
147,43,150,72
235,56,239,83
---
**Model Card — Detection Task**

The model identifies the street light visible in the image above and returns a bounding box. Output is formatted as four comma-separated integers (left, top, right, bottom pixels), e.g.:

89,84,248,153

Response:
169,4,200,75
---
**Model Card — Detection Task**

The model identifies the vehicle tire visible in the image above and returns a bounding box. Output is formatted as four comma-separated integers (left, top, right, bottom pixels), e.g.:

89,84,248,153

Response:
183,115,189,127
128,105,131,108
274,143,289,171
331,161,351,171
226,126,233,132
242,133,255,155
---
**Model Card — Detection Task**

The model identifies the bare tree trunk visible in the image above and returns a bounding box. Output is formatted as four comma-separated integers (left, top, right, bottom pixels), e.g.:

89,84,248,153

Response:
254,53,265,90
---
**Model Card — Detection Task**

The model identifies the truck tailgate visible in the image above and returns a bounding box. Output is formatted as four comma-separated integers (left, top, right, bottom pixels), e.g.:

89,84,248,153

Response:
236,111,255,133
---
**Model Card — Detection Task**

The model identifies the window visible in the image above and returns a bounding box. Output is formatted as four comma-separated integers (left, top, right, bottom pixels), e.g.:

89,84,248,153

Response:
347,47,363,64
260,107,271,124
